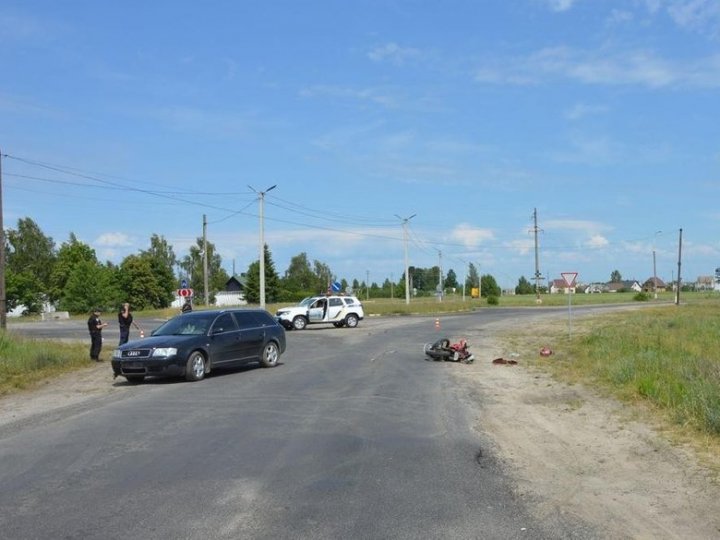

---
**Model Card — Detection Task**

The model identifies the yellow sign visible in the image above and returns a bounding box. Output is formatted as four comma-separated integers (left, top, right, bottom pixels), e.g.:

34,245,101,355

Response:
471,287,480,298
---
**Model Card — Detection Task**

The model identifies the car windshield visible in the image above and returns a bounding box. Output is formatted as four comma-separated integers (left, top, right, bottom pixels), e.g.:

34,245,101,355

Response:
298,297,315,307
152,313,214,336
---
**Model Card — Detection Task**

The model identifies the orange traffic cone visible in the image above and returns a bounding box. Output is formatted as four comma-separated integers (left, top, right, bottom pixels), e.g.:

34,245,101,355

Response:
435,318,440,330
140,330,145,339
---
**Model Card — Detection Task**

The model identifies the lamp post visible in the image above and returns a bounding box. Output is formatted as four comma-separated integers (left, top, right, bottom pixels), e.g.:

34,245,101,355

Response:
395,213,416,305
249,184,276,308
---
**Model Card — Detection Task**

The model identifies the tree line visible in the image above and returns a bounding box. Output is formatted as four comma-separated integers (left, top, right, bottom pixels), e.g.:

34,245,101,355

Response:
5,217,504,315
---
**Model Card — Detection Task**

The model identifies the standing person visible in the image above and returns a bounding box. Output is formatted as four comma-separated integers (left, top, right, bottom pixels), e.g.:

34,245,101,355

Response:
181,298,193,313
117,302,141,345
87,308,108,362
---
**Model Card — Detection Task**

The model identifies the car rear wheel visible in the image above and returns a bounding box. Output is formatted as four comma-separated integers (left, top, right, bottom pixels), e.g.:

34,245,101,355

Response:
185,351,206,381
345,313,359,328
260,341,280,367
292,316,308,330
125,375,145,384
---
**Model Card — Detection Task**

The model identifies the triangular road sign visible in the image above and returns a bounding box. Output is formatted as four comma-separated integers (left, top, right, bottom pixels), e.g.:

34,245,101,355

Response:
561,272,578,287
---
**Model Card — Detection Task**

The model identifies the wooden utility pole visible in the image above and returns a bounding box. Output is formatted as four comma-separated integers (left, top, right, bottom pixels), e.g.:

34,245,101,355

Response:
203,214,209,306
675,228,683,306
0,149,5,329
532,208,542,303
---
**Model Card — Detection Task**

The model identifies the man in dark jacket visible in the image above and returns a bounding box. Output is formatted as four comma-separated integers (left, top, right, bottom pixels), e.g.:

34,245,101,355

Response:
117,303,140,345
87,308,108,361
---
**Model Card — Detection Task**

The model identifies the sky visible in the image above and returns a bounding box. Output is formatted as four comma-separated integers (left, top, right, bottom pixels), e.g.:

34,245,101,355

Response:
1,0,719,290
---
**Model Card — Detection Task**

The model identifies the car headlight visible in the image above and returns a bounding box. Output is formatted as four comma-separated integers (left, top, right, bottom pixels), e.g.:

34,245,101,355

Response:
152,347,177,357
112,349,122,359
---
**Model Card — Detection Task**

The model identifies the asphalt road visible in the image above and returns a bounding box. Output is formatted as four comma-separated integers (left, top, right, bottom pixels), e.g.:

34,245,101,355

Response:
0,309,604,539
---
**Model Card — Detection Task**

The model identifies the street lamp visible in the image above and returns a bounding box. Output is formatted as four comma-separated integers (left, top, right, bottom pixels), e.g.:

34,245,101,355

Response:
395,213,416,305
249,184,276,308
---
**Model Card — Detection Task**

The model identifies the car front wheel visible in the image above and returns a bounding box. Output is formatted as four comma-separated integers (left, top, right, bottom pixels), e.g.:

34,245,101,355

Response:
292,316,308,330
185,351,206,381
345,314,359,328
261,342,280,367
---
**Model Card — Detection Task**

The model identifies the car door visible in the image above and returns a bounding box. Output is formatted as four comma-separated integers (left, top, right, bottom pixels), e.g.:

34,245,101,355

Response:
307,298,326,322
327,297,345,321
208,313,241,366
232,311,265,362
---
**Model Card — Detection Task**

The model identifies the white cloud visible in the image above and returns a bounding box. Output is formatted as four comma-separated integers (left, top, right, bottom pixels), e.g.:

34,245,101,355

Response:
667,0,720,36
546,0,577,12
95,232,132,247
367,42,421,64
450,224,495,248
475,47,720,89
587,234,610,248
299,84,397,108
564,102,610,120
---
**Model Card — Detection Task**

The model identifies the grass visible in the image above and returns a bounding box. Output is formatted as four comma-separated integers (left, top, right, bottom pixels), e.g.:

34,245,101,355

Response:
0,333,89,395
502,298,720,457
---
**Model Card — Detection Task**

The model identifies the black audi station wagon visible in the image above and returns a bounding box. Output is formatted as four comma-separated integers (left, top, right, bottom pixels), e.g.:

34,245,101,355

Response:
111,308,286,383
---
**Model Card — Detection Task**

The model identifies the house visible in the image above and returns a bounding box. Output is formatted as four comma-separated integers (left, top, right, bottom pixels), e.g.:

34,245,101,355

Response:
583,283,606,294
549,278,576,294
215,275,247,306
642,277,667,293
171,275,248,308
606,280,642,293
696,275,715,291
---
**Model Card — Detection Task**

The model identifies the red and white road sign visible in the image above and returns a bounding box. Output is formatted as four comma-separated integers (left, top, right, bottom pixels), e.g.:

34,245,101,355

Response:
177,288,194,298
561,272,578,287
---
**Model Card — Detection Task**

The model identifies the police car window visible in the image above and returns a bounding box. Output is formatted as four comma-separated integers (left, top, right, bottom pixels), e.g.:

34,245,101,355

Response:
344,298,355,305
329,298,343,307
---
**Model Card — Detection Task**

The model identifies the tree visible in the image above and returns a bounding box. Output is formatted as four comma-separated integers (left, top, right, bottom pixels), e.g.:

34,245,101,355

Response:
444,268,459,290
60,260,121,314
312,260,333,292
610,270,622,283
5,218,56,311
6,271,44,314
50,234,98,304
138,234,177,307
118,255,166,310
244,244,281,304
466,263,480,291
283,252,316,294
515,276,535,295
180,237,229,303
480,274,501,298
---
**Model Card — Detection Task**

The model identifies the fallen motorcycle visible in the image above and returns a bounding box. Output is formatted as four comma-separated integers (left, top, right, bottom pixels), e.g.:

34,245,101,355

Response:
423,337,475,363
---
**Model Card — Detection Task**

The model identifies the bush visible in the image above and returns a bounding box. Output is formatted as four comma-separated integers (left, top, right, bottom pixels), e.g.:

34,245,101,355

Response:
487,295,499,306
634,292,649,302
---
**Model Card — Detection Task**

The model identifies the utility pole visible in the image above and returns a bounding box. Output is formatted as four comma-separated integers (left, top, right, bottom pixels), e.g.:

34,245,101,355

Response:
395,213,416,305
675,228,683,306
366,270,369,300
532,208,543,304
250,184,276,308
202,214,209,306
0,149,5,329
653,230,661,300
437,249,443,302
653,250,658,299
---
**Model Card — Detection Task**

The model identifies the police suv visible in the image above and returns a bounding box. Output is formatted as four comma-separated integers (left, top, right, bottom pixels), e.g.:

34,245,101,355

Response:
276,295,365,330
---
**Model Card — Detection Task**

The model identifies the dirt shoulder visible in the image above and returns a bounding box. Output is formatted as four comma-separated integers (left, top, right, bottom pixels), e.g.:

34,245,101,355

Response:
450,314,720,539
